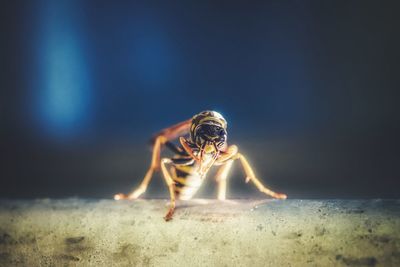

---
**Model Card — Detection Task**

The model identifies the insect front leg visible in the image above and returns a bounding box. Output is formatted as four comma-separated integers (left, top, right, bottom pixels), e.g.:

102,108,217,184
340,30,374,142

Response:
160,158,176,221
236,153,287,199
215,160,234,200
214,145,238,200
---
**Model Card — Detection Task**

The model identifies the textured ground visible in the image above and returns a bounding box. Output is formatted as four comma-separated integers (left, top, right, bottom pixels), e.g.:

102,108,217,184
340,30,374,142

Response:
0,199,399,267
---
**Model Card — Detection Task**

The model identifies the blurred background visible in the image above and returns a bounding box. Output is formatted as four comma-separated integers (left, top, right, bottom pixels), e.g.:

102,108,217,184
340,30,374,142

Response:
1,0,399,199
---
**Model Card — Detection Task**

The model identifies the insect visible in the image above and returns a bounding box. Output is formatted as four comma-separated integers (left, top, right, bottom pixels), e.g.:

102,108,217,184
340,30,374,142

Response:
114,110,287,221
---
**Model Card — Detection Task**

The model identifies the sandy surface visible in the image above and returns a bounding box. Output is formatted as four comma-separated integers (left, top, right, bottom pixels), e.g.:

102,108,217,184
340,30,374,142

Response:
0,199,399,266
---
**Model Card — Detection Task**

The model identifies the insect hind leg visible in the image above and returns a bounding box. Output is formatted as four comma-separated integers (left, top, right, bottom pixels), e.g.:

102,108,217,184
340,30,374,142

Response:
114,119,191,200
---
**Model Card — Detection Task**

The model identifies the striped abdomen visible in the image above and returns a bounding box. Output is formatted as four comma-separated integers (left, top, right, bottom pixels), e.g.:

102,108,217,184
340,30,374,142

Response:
171,164,204,200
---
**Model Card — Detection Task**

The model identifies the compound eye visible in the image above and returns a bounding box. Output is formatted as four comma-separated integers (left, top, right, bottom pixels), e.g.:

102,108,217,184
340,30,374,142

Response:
217,127,226,137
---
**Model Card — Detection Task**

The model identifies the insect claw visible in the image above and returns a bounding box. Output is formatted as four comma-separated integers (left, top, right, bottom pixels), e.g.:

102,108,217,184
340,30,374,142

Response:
275,193,287,199
114,193,125,200
164,207,175,221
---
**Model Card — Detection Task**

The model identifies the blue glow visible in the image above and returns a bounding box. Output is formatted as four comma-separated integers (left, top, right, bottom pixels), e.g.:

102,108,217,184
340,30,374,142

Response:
36,0,90,138
127,15,176,89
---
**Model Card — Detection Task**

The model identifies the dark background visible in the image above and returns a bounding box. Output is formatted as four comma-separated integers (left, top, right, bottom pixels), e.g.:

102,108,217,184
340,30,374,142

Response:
1,0,399,199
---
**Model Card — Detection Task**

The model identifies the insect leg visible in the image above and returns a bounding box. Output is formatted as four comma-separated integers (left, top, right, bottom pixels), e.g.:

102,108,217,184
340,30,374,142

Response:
114,135,165,200
215,160,234,200
114,119,191,200
179,137,200,161
160,158,176,221
237,153,287,199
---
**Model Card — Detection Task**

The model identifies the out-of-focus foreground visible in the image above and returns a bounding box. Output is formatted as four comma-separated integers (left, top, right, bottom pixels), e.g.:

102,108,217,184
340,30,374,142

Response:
0,199,399,266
